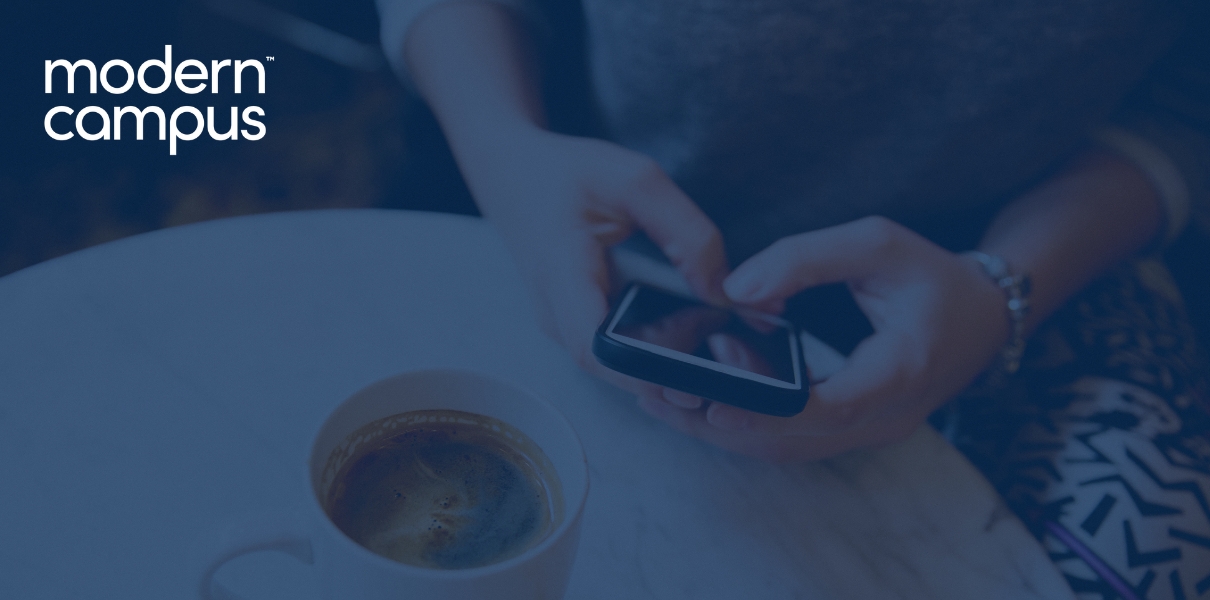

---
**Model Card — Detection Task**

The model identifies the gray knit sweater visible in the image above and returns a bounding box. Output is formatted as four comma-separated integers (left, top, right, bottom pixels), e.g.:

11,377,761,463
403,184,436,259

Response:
379,0,1209,260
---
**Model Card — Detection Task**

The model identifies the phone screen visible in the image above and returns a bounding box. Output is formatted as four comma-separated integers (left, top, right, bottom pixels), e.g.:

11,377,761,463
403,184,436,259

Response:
608,285,797,384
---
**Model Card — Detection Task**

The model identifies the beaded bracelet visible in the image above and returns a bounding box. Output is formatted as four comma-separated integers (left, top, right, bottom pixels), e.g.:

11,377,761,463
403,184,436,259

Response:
963,251,1032,376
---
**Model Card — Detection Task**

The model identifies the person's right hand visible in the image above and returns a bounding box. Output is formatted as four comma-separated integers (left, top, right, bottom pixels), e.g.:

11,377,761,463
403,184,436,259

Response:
463,128,729,400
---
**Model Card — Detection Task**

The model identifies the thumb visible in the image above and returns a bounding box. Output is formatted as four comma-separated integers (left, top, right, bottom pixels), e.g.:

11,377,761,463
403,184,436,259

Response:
621,170,729,304
723,216,899,304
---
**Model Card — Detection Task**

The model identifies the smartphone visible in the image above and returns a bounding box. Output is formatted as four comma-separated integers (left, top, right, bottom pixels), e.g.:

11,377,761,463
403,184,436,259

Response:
593,283,810,417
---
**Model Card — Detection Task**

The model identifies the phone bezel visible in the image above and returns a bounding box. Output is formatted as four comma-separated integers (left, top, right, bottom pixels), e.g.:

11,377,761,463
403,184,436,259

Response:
593,284,810,417
603,285,803,388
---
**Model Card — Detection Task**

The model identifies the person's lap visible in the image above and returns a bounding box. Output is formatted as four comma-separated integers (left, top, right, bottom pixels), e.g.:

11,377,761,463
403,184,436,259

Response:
937,258,1210,600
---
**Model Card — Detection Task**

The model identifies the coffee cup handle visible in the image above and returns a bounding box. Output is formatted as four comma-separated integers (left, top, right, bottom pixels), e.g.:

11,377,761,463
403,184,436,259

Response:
193,510,314,600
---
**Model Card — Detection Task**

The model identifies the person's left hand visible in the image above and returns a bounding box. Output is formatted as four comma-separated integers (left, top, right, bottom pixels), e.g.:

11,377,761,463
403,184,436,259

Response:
637,216,1012,462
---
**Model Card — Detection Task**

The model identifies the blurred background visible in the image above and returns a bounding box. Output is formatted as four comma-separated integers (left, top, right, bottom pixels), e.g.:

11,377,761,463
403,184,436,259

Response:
0,0,479,277
1,0,1206,346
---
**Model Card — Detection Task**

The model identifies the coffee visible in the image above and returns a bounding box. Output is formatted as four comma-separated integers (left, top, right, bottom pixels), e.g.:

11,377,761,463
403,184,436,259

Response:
323,409,559,570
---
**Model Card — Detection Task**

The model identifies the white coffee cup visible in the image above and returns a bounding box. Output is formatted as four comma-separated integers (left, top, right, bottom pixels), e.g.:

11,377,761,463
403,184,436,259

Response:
194,369,589,599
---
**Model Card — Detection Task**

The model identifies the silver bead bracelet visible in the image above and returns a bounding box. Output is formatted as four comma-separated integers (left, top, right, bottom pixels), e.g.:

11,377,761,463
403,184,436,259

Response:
963,251,1032,376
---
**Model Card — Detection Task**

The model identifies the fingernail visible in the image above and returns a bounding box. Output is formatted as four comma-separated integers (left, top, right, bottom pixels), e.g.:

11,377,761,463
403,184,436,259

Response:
663,388,702,409
723,271,764,302
708,405,750,431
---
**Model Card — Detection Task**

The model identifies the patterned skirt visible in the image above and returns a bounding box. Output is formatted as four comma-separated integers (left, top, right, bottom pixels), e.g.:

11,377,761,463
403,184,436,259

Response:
937,258,1210,600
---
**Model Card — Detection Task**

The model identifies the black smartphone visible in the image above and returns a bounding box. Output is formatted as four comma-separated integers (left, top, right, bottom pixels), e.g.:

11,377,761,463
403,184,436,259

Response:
593,283,809,417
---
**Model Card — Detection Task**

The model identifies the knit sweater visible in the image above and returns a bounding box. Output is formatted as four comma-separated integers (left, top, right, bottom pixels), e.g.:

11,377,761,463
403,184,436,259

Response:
378,0,1209,260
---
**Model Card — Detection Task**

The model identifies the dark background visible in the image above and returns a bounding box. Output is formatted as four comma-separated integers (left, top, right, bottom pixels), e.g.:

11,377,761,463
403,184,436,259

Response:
0,0,477,277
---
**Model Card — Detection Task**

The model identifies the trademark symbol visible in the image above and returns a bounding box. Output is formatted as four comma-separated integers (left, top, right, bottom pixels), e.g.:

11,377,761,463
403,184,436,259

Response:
266,56,275,61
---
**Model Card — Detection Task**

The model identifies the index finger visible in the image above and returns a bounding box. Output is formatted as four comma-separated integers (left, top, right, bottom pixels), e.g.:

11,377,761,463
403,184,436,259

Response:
724,216,905,305
621,172,730,305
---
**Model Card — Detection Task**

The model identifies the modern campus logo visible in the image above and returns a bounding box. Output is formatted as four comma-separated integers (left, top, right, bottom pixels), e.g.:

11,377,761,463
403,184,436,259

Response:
44,45,267,155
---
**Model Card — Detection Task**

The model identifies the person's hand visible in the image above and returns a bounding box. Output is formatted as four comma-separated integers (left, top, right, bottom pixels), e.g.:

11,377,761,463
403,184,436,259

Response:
637,216,1011,461
464,128,729,398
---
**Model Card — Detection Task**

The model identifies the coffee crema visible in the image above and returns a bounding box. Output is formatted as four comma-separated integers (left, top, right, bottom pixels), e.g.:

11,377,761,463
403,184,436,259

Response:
323,409,558,570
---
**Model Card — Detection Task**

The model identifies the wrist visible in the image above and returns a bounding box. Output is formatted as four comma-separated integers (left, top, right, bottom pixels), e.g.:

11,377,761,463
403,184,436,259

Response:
976,149,1163,333
448,119,549,177
452,125,557,207
961,251,1032,376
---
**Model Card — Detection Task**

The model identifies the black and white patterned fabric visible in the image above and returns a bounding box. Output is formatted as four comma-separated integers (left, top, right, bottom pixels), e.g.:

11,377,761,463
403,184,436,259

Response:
938,258,1210,600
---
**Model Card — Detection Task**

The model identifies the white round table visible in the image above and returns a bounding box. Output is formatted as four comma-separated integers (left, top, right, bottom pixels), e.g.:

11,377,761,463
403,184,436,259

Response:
0,210,1073,599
